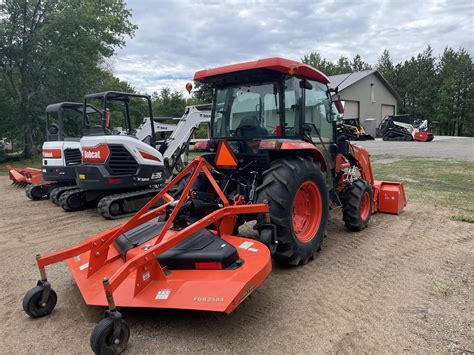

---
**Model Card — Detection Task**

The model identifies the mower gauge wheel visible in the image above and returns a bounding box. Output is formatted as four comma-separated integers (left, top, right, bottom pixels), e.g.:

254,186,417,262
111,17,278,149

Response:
22,285,57,318
90,316,130,355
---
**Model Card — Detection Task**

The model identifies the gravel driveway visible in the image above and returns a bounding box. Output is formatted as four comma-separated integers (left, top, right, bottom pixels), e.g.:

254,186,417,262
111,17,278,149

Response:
354,136,473,161
1,179,472,354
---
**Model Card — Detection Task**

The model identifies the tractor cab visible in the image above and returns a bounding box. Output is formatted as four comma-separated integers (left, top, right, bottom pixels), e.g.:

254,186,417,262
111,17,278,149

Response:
194,58,343,175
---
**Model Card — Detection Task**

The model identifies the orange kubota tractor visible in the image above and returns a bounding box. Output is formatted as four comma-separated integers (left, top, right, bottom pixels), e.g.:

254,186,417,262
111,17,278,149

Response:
22,58,406,354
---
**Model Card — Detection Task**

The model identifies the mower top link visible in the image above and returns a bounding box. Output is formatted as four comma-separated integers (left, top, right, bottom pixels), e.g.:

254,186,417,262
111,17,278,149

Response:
23,57,406,355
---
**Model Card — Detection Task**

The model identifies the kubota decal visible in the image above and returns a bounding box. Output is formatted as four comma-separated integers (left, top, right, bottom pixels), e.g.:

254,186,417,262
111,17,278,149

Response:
42,149,62,159
81,144,110,163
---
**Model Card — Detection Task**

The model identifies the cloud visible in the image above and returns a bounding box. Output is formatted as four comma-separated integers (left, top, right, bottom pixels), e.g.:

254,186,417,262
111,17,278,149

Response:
111,0,473,93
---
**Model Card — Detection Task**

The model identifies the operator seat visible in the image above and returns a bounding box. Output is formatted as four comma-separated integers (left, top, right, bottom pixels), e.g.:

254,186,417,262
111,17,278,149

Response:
235,116,268,137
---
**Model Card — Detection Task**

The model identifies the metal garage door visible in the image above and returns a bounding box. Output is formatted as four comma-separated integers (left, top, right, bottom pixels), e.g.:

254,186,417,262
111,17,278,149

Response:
343,101,359,118
381,104,395,120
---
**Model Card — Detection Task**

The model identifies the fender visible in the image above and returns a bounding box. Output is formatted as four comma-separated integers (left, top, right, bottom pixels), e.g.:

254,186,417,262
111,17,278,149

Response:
279,141,328,172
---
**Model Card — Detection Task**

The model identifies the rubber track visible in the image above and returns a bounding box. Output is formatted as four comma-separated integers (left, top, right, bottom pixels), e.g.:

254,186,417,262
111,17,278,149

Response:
50,185,78,205
26,183,60,200
97,188,162,220
59,188,88,211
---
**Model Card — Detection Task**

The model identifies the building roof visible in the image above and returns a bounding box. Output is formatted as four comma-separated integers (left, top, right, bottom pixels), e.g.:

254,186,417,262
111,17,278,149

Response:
194,57,330,84
328,69,400,101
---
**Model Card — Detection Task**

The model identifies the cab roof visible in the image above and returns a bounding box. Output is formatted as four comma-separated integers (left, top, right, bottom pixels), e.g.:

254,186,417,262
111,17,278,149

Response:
194,57,330,84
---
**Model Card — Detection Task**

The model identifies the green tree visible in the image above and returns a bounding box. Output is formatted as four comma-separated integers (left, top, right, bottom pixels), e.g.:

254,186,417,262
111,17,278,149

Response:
400,46,437,120
192,81,213,104
376,49,395,83
302,52,371,75
0,0,136,157
301,52,336,75
152,88,187,117
351,54,372,72
335,56,353,74
437,47,474,136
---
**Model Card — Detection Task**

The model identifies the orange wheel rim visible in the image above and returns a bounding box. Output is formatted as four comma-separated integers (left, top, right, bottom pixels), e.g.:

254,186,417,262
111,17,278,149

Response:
360,191,370,220
292,181,322,243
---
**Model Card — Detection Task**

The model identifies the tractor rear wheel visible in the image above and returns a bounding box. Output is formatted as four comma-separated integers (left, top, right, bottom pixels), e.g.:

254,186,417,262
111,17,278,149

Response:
256,157,329,266
341,179,372,231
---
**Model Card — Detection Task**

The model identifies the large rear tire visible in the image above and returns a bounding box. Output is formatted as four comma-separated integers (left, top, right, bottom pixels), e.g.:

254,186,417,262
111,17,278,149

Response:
256,157,329,266
341,179,372,231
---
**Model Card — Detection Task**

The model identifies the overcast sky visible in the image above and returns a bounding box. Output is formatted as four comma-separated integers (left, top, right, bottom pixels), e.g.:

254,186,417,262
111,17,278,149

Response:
111,0,473,94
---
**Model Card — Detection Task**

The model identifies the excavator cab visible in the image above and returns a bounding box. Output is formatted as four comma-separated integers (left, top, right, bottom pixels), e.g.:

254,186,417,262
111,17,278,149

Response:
20,103,100,200
56,92,168,217
82,92,156,143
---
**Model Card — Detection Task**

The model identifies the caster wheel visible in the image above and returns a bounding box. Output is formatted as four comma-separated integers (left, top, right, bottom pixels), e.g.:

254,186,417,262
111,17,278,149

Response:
90,316,130,355
22,285,57,318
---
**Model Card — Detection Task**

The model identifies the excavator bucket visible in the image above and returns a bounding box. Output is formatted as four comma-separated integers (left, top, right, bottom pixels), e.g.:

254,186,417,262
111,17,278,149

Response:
6,165,43,187
33,156,272,313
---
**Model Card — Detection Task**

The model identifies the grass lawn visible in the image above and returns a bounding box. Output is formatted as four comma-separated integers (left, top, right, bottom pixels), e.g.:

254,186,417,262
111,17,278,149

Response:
371,155,474,221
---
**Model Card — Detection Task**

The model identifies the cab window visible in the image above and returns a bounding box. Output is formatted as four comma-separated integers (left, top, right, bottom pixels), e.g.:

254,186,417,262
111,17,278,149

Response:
304,80,333,142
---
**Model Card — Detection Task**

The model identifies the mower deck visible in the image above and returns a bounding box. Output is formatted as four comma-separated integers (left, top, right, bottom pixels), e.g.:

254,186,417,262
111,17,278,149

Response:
67,233,270,313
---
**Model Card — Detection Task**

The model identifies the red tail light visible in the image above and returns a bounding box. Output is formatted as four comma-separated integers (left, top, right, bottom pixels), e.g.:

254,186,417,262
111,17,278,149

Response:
195,262,222,270
42,149,62,159
108,178,122,184
258,140,280,150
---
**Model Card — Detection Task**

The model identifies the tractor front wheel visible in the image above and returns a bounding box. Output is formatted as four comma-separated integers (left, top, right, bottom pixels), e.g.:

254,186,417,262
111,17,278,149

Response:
256,157,329,266
341,179,373,231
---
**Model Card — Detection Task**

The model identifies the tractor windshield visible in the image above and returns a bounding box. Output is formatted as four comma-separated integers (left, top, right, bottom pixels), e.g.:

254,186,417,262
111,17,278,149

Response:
212,78,301,138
